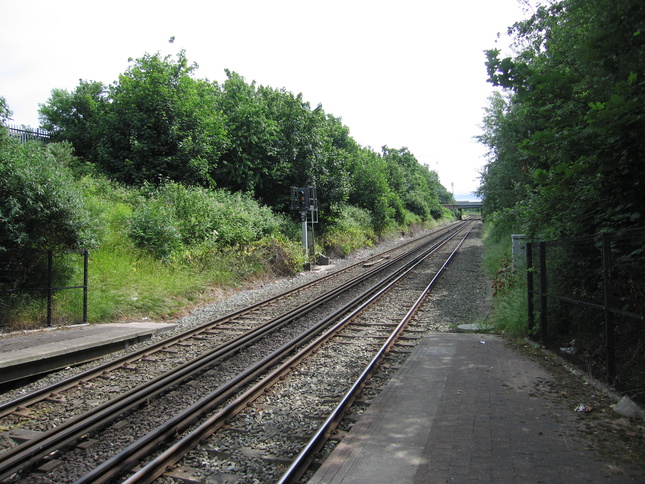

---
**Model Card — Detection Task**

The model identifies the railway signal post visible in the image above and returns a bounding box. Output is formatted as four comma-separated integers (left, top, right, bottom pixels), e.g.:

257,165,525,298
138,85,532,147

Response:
290,187,318,267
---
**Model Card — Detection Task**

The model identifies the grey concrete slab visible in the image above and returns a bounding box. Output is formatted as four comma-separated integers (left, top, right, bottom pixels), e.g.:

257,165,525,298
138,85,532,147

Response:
0,322,175,383
310,335,458,484
310,333,641,484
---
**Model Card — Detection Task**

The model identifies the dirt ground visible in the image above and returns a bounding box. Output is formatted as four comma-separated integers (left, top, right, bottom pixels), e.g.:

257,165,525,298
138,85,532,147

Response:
511,338,645,480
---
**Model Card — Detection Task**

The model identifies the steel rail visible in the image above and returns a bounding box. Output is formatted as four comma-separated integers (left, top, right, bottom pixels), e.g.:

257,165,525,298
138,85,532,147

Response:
278,221,476,483
0,222,462,419
0,223,466,482
105,223,474,484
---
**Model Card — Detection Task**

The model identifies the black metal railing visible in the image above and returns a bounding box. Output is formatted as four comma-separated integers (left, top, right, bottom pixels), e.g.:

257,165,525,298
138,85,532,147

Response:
526,228,645,403
0,249,88,330
5,124,51,143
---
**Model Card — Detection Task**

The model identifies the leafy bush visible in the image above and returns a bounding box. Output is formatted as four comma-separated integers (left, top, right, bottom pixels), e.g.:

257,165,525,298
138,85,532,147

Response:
0,135,94,252
160,184,282,247
250,235,306,276
322,205,376,257
0,133,96,327
129,200,183,259
129,182,289,260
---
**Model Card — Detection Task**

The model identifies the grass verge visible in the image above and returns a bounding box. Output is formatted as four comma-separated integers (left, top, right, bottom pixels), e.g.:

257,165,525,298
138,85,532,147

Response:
482,220,530,338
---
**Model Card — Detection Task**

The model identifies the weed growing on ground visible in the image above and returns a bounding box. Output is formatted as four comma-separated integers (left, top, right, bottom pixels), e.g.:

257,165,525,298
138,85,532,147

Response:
482,220,530,338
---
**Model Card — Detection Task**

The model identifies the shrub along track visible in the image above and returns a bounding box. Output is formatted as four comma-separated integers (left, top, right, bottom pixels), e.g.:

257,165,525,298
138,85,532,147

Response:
0,222,473,483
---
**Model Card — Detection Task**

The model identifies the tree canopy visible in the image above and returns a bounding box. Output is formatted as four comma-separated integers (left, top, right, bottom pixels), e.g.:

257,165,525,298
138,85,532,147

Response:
38,53,453,233
477,0,645,238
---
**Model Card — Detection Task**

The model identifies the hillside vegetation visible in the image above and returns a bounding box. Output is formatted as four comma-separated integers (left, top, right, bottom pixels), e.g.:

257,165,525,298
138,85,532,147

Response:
0,60,454,328
478,0,644,239
477,0,644,337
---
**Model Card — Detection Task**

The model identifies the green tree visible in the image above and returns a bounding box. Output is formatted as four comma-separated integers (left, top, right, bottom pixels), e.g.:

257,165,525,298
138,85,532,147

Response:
423,167,453,206
213,72,354,216
382,146,444,220
479,0,645,237
35,52,454,238
476,91,533,220
348,149,403,231
214,71,279,194
307,112,354,220
39,80,106,161
47,51,230,187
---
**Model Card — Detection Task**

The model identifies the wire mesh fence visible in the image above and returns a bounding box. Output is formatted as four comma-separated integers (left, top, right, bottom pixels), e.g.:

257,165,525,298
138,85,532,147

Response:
527,228,645,404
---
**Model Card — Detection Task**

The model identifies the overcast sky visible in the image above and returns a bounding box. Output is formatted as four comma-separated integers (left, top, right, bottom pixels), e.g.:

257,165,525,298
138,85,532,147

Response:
1,0,528,200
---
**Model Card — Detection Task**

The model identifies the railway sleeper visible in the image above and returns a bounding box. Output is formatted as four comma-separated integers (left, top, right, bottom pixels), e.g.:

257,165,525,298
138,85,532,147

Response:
163,466,212,484
36,458,62,473
3,428,42,444
349,321,399,328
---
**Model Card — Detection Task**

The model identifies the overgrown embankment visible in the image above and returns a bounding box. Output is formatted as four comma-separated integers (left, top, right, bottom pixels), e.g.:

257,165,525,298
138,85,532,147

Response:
0,138,454,331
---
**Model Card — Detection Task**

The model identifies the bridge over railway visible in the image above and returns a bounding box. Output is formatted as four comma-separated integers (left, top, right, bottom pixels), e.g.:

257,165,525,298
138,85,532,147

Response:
443,200,483,211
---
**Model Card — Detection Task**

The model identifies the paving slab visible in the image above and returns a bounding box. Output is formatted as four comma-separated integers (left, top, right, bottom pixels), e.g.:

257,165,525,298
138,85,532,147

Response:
0,322,175,384
310,333,639,484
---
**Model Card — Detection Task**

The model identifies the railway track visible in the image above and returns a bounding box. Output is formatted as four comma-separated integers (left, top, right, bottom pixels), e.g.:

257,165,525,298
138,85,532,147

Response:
0,220,477,483
0,223,462,424
144,221,476,484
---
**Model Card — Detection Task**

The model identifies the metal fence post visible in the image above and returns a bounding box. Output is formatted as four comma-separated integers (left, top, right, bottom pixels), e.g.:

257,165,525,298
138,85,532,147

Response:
539,242,548,343
527,242,534,332
83,250,89,323
47,250,53,327
602,233,615,383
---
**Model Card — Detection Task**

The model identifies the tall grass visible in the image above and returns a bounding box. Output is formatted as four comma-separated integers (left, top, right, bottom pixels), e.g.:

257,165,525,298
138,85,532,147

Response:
482,218,530,338
86,247,237,321
26,177,305,326
55,234,297,324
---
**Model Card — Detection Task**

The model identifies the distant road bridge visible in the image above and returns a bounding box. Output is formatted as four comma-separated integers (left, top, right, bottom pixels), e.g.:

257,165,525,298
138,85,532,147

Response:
443,200,483,211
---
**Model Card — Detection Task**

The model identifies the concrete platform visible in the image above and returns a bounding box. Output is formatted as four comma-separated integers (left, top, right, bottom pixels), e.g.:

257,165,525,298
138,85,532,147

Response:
0,322,175,384
310,333,641,484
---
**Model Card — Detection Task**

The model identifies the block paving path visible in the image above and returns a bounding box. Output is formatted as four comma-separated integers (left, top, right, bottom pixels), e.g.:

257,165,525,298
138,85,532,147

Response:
310,333,644,483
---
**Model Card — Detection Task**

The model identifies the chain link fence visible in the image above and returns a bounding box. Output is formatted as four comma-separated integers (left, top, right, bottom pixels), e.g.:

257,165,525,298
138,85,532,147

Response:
526,228,645,404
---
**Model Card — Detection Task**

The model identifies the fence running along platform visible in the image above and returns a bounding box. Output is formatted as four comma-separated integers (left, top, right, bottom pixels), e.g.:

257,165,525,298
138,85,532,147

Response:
525,228,645,404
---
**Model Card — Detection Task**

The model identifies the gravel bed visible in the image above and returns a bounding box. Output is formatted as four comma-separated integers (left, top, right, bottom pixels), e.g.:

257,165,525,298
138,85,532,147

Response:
151,223,485,483
1,223,465,482
0,224,450,408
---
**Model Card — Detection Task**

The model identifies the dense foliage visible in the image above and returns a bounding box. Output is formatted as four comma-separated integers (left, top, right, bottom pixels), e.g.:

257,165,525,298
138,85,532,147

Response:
0,126,94,252
2,48,455,326
129,182,286,260
477,0,645,238
38,51,453,234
